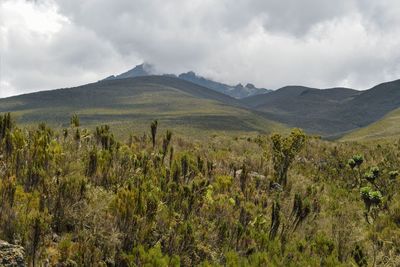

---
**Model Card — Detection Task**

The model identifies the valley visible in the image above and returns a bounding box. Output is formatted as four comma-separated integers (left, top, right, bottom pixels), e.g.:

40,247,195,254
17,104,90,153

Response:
2,69,400,140
3,1,400,266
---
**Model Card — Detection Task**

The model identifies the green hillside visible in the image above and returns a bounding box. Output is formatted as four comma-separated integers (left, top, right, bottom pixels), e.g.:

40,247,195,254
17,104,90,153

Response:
341,107,400,141
242,86,361,134
242,79,400,136
0,76,286,137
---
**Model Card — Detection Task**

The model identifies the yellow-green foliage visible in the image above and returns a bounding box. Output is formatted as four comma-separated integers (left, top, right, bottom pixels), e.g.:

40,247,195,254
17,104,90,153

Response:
0,114,400,266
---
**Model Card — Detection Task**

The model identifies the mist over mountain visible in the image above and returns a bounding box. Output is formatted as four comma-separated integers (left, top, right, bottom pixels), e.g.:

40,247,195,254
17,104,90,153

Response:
178,71,271,99
104,63,157,80
2,58,400,138
104,63,271,99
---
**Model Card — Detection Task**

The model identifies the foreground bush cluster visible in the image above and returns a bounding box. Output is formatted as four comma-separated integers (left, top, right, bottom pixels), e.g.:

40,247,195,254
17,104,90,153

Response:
0,113,400,266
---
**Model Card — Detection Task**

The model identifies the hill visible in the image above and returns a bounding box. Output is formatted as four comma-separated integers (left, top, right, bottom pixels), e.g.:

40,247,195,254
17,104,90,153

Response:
341,107,400,141
335,79,400,128
243,80,400,136
0,75,285,137
242,86,361,134
5,72,400,139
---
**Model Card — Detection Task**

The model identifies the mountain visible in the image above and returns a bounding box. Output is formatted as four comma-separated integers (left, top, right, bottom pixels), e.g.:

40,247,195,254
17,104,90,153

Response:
178,71,271,99
335,79,400,127
243,79,400,136
5,64,400,139
242,86,361,134
104,63,155,80
104,63,271,99
341,107,400,141
0,75,285,137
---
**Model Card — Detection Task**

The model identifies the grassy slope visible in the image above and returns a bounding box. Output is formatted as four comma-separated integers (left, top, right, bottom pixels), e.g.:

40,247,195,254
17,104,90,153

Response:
341,107,400,141
242,86,361,135
242,79,400,136
0,76,287,138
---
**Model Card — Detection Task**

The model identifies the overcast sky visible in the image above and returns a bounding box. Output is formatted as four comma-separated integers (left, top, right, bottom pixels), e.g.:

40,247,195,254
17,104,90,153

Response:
1,0,400,97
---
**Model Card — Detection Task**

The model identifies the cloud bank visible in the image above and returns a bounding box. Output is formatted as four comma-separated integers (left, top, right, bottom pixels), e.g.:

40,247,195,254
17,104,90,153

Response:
1,0,400,97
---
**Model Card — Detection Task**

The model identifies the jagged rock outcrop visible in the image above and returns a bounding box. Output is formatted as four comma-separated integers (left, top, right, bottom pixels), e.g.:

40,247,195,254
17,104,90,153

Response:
0,240,25,267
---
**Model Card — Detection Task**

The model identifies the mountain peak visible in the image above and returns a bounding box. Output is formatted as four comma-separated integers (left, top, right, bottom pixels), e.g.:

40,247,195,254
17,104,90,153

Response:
104,63,156,80
186,71,196,76
122,62,155,77
105,64,271,99
245,83,256,89
136,62,155,72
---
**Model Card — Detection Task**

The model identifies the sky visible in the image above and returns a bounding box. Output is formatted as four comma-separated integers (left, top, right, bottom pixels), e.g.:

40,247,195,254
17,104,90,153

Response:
1,0,400,97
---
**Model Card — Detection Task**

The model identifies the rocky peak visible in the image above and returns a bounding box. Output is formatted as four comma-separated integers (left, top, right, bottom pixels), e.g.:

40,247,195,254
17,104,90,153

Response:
234,83,244,89
245,83,256,89
180,71,196,78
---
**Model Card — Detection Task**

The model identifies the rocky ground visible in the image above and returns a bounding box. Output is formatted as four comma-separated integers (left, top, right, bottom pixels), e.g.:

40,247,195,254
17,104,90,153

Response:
0,240,25,267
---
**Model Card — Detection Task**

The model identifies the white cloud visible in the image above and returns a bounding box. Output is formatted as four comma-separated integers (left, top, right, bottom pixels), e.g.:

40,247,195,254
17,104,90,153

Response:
2,0,400,97
0,0,139,97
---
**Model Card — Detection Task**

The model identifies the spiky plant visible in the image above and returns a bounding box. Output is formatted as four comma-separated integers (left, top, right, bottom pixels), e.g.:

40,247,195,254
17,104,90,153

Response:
70,114,80,127
150,120,158,149
352,155,364,168
162,130,172,162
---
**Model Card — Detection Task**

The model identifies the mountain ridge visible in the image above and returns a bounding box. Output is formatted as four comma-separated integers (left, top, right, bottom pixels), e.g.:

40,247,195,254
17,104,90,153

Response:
243,79,400,136
0,75,285,137
3,66,400,139
104,63,271,99
341,106,400,141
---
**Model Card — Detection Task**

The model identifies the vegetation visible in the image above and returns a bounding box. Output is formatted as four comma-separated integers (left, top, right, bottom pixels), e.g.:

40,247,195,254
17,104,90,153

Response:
1,113,400,266
342,107,400,141
243,79,400,136
0,76,286,139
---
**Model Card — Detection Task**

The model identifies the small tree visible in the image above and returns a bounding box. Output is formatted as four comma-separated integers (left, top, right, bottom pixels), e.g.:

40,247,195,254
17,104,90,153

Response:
348,154,364,187
364,166,380,184
271,128,306,187
269,201,280,240
360,186,382,223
